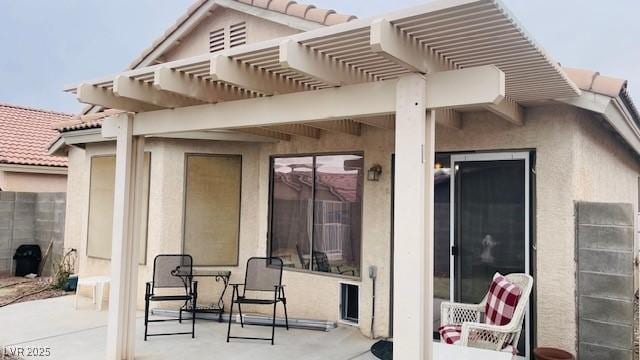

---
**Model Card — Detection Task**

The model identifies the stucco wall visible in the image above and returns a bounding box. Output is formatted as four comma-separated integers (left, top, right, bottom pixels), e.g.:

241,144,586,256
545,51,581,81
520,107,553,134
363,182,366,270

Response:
63,105,640,351
0,171,67,193
437,105,640,354
64,128,395,337
65,139,263,310
163,7,300,61
438,106,582,352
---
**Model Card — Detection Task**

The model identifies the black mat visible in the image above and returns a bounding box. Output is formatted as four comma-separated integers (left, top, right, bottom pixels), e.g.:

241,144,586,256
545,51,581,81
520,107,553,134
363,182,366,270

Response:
370,340,393,360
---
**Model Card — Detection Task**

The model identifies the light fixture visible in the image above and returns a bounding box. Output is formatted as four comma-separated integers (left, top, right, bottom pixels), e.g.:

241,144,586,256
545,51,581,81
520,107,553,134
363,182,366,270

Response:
367,164,382,181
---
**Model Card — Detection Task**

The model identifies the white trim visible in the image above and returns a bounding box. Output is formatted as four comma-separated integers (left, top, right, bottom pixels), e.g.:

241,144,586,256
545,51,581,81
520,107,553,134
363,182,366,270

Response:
449,151,531,359
62,128,109,145
0,163,67,175
558,91,640,157
47,136,66,155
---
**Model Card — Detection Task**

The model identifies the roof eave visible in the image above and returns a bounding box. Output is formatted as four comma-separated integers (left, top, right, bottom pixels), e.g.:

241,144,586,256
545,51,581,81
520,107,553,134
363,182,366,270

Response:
559,90,640,158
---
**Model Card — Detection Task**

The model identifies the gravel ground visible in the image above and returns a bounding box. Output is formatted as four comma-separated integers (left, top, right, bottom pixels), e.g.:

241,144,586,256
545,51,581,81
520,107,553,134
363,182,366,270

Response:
0,276,66,307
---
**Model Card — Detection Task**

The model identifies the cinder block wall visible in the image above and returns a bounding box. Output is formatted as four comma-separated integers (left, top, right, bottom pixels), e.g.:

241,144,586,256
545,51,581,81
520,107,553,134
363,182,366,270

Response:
576,201,635,360
0,192,66,276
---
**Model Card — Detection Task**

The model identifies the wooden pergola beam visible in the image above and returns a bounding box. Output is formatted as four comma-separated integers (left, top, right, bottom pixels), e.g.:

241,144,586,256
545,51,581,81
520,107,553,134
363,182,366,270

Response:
353,115,395,130
486,96,525,126
370,18,443,74
268,124,321,138
210,54,306,95
153,67,241,103
77,84,163,113
279,39,369,86
113,75,203,108
425,65,505,109
235,127,291,141
124,80,398,136
307,119,361,136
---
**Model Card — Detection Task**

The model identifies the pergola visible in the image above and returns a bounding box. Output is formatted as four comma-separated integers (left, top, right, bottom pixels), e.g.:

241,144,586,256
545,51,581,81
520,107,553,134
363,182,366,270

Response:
65,0,580,359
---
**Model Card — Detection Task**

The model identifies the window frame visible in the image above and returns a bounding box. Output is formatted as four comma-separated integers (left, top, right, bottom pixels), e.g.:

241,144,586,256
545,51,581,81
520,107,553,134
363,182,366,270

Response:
181,153,243,267
86,153,151,265
267,151,365,280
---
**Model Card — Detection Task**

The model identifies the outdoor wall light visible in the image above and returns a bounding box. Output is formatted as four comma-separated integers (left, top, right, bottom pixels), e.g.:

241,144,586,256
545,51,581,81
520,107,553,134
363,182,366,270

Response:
367,164,382,181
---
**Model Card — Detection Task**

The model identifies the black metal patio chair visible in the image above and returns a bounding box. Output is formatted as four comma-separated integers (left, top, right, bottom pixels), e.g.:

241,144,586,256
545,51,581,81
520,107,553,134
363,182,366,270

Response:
144,254,198,340
226,257,289,345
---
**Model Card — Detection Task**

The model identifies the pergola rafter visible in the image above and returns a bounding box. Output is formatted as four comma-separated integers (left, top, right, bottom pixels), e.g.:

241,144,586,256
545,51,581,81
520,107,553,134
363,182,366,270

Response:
113,75,203,108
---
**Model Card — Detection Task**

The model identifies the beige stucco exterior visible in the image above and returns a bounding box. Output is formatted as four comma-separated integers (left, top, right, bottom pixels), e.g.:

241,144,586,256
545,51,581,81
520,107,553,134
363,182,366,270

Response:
64,103,640,354
59,2,640,356
0,170,67,193
163,7,301,62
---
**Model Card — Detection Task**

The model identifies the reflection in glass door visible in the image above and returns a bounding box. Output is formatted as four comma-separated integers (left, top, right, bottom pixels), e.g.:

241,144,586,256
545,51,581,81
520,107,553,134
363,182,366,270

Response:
432,153,531,356
450,152,530,357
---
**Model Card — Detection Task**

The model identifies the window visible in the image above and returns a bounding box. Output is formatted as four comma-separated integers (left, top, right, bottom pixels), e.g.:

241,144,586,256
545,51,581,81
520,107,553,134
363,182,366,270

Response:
183,154,242,266
269,154,363,277
340,283,359,323
87,154,151,264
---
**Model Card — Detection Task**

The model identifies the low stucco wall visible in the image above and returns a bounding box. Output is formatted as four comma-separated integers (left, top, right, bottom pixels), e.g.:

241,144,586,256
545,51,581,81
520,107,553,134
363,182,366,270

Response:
0,171,67,193
64,104,640,352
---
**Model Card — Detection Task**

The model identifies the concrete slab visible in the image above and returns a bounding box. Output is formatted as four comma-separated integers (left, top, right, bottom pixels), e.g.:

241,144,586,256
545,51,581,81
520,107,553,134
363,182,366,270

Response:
0,296,376,360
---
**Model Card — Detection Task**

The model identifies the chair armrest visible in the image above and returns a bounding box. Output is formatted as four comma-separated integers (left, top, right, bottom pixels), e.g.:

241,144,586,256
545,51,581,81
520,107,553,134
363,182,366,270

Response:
145,282,153,297
440,301,484,327
460,322,515,351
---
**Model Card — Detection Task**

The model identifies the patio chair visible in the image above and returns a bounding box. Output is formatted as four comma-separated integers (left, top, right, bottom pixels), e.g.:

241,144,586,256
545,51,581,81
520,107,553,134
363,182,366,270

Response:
438,273,533,354
226,257,289,345
295,245,355,276
144,254,198,340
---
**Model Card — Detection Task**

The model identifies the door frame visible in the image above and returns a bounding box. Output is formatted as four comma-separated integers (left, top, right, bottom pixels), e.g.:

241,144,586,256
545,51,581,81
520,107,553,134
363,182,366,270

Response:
449,151,531,358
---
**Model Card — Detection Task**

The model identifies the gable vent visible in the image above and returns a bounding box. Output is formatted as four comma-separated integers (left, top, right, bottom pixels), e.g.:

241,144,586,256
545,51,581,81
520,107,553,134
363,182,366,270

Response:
229,22,247,48
209,28,225,53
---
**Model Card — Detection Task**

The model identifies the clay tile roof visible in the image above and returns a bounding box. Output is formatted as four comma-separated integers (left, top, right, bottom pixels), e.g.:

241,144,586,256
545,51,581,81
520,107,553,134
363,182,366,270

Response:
305,7,336,24
563,67,627,98
0,104,71,167
53,109,125,132
564,67,639,127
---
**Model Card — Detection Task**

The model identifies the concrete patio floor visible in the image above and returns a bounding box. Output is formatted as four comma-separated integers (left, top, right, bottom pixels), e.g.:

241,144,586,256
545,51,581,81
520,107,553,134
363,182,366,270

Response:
0,296,377,360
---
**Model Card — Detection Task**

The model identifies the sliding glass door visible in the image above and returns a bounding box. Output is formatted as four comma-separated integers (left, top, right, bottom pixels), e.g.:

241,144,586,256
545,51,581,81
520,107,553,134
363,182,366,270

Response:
433,152,531,357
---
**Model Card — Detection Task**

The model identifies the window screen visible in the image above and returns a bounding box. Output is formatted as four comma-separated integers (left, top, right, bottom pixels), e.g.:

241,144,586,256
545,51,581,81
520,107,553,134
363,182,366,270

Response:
86,154,150,264
183,154,242,266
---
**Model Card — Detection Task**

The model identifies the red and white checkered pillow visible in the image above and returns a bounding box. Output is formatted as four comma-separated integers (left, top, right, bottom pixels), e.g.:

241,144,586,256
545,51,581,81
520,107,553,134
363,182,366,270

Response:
438,324,462,345
484,272,522,326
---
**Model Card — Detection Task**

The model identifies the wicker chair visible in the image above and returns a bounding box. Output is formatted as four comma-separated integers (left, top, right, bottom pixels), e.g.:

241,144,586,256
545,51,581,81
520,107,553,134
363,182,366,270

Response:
440,273,533,352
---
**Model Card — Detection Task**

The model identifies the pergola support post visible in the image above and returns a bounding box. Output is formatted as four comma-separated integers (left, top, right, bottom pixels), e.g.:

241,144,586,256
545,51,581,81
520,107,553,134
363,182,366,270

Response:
106,113,145,360
393,74,434,360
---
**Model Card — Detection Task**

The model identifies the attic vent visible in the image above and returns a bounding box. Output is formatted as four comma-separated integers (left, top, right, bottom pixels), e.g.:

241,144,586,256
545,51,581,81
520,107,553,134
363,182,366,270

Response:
209,28,225,53
229,22,247,48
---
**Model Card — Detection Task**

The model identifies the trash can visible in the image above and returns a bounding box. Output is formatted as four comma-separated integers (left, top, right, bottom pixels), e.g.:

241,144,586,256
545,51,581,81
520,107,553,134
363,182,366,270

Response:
13,244,42,277
533,347,574,360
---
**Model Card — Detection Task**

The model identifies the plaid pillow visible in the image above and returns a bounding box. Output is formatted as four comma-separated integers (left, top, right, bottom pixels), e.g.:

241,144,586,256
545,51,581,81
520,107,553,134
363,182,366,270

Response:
438,324,462,345
484,273,522,326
